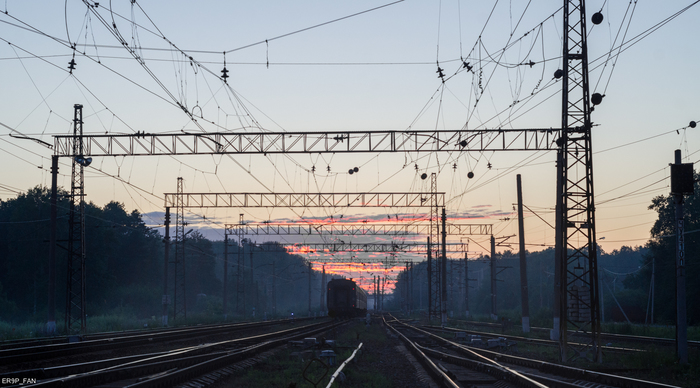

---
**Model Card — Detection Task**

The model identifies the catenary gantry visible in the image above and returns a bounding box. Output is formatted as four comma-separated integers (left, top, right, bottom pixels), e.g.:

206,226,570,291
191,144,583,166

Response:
53,128,560,156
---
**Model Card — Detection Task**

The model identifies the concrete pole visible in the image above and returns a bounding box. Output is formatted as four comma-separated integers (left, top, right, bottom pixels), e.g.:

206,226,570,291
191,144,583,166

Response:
222,232,228,320
321,265,326,313
427,237,432,320
441,208,448,326
674,149,688,364
250,244,254,315
464,252,469,319
490,235,497,320
272,259,276,317
516,174,530,332
553,149,563,341
47,155,58,334
162,208,171,326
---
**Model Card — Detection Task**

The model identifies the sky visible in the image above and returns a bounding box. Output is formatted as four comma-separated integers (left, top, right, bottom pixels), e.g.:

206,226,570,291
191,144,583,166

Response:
1,1,699,288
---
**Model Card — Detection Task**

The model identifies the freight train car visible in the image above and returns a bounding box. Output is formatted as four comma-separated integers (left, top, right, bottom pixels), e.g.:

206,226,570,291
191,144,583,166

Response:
327,278,367,318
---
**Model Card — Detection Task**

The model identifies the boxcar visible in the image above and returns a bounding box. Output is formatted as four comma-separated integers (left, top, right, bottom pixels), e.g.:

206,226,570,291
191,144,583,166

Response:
327,278,367,318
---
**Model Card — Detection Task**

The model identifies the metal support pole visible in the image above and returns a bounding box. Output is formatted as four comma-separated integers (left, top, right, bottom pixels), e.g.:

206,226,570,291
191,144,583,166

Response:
47,155,58,334
250,244,254,315
162,208,170,326
674,149,688,364
490,235,497,320
553,150,563,341
272,259,276,317
321,265,326,312
223,232,228,320
464,252,469,318
427,237,432,319
441,208,448,326
308,261,312,317
517,174,530,332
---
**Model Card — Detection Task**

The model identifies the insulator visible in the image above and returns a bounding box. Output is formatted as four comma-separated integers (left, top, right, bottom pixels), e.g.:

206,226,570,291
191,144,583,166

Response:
591,93,604,105
592,12,604,25
467,172,474,179
554,69,563,79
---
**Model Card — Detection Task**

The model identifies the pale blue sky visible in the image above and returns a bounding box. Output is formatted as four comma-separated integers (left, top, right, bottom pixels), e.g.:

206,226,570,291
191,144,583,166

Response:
1,1,698,258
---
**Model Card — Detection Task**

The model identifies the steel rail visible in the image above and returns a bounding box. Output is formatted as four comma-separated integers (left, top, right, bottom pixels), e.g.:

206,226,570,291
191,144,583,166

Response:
382,316,460,388
0,317,318,366
23,320,340,388
0,317,295,352
422,325,642,354
325,342,363,388
385,316,546,388
446,319,700,349
395,319,680,388
122,320,343,388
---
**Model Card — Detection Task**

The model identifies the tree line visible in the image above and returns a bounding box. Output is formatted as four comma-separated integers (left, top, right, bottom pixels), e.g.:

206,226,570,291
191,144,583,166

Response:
0,186,328,327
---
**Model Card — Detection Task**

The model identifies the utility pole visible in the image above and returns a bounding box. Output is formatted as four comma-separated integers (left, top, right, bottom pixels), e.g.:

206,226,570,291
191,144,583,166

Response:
671,149,693,364
47,155,58,334
557,0,603,362
308,261,312,317
250,243,255,316
162,208,171,326
320,265,326,313
222,232,228,320
237,214,243,317
464,252,469,318
441,208,448,326
173,177,187,321
272,259,277,318
490,235,497,320
409,262,413,314
517,174,530,332
66,104,87,334
429,173,440,320
427,237,432,319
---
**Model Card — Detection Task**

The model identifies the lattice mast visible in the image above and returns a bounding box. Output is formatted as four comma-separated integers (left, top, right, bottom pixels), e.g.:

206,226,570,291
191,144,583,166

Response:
558,0,602,362
65,104,87,334
173,177,187,320
428,173,441,320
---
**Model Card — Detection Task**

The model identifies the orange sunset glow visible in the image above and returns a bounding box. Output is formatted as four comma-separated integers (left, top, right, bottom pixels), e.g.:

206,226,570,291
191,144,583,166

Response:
309,261,403,292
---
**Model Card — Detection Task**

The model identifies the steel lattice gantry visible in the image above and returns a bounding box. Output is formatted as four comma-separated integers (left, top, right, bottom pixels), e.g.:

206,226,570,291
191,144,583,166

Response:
164,190,447,321
163,192,445,208
557,0,601,362
224,222,492,236
225,241,470,258
53,128,559,156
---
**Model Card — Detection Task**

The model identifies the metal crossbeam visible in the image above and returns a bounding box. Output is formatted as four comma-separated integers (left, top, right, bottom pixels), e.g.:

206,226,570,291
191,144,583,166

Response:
164,192,445,208
53,129,560,156
224,222,492,236
256,242,469,255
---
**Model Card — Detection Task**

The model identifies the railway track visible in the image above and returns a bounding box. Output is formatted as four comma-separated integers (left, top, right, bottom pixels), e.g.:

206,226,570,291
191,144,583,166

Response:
0,317,317,366
420,324,643,355
384,315,680,388
0,317,341,388
447,319,700,349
